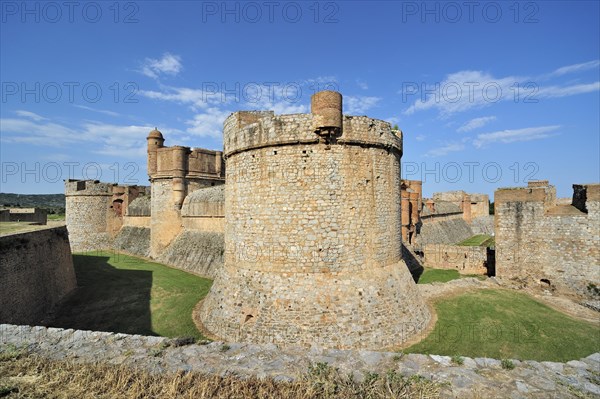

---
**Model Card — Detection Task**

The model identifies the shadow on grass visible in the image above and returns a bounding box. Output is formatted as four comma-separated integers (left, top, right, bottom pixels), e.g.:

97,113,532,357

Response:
46,254,155,336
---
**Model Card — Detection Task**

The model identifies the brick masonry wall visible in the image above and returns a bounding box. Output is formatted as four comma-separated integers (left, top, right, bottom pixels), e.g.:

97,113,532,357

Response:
0,227,76,324
200,110,430,349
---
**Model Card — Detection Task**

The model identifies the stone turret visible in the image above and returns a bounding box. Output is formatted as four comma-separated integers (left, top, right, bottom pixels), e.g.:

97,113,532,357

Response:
146,129,225,258
147,128,165,177
65,180,146,252
199,91,430,349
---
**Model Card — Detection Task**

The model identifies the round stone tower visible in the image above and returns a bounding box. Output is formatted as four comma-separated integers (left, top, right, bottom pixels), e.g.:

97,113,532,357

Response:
199,91,430,349
65,179,113,252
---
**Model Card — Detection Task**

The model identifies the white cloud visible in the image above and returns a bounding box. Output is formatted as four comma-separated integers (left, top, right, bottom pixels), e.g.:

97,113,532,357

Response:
344,96,381,114
14,110,46,121
404,70,520,116
356,79,368,90
403,63,600,116
457,116,496,132
185,108,232,139
140,53,182,79
538,82,600,98
0,118,79,146
425,142,465,157
548,60,600,77
473,125,560,148
80,122,168,158
74,105,120,117
0,114,165,157
415,134,426,141
141,82,308,115
305,76,339,90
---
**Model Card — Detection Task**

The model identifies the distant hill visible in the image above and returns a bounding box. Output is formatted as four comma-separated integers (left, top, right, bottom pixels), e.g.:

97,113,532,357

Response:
0,193,65,214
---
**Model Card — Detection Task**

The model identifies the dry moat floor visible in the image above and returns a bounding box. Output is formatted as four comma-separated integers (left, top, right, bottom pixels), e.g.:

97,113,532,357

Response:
42,251,599,363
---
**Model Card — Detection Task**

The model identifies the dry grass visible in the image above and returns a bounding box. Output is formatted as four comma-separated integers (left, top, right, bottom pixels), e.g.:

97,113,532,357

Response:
0,349,442,399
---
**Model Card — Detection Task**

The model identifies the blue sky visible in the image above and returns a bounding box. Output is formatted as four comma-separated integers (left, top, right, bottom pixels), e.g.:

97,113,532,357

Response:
1,0,599,197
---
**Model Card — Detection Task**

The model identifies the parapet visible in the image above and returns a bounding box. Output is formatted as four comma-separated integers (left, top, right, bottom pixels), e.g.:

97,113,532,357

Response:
421,201,462,216
528,180,550,188
223,91,402,158
433,191,466,203
495,181,558,213
146,129,225,182
469,193,489,202
65,180,113,196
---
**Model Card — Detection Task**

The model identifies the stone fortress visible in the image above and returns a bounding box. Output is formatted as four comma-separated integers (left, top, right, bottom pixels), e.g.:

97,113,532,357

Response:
62,90,599,349
199,91,430,349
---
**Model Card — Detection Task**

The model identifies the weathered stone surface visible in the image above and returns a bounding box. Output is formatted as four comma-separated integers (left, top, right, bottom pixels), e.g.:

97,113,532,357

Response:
0,227,76,325
1,324,598,399
65,180,147,252
200,96,430,350
157,230,224,278
495,182,600,297
423,243,489,275
113,226,151,257
416,215,474,249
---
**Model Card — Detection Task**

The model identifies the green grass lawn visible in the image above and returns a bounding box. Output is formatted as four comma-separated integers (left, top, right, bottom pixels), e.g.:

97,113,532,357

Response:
417,268,461,284
405,289,600,362
48,251,212,339
457,234,494,247
47,214,65,221
417,268,486,284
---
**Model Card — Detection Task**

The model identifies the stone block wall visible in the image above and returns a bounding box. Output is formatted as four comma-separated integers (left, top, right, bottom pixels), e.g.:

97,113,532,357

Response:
157,230,224,278
471,215,495,235
415,214,474,250
0,227,76,324
113,226,151,258
423,244,489,275
65,180,147,252
200,92,430,350
469,194,490,219
65,180,113,252
495,182,600,296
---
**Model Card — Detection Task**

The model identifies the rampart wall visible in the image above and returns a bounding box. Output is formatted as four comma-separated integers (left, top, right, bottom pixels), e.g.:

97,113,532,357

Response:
0,227,76,324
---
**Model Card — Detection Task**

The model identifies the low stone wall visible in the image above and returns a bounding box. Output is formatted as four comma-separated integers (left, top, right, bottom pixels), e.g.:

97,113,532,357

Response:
157,230,224,278
112,226,151,258
1,324,598,398
423,244,489,275
0,227,76,325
